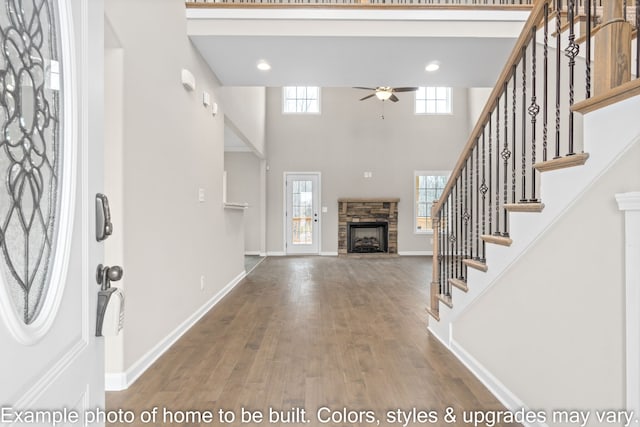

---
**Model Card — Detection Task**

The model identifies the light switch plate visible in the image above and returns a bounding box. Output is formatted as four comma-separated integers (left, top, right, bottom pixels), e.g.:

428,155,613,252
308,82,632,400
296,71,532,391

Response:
322,206,328,213
198,188,205,202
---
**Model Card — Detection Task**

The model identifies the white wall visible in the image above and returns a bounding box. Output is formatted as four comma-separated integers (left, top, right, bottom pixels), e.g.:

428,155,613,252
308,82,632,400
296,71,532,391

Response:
467,87,492,132
224,152,263,254
104,43,125,375
221,87,266,156
265,87,470,254
454,139,640,423
104,0,244,380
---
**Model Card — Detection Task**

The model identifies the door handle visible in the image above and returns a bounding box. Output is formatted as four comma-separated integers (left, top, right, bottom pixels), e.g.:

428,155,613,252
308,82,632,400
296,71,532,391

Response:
96,264,123,291
96,264,124,337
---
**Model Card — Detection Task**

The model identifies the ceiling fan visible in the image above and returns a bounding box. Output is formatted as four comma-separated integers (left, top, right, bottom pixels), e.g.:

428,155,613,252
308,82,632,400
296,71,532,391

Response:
354,86,419,102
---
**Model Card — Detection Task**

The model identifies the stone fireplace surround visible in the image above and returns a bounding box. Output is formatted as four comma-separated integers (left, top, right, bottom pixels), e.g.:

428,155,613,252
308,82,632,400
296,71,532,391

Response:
338,198,399,255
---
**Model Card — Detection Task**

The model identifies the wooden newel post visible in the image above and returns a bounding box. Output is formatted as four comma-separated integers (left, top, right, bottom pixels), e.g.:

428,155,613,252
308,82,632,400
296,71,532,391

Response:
594,0,632,95
429,202,441,319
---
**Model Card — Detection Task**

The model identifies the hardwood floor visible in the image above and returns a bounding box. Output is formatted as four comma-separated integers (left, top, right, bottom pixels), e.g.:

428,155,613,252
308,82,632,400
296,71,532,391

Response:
107,256,519,426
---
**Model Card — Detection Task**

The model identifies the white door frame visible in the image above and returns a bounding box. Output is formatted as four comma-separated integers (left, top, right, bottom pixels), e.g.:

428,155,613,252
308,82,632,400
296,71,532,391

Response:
283,172,321,255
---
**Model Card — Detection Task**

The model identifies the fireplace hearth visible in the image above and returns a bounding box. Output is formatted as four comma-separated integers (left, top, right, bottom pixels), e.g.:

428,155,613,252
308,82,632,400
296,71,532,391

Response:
348,222,388,253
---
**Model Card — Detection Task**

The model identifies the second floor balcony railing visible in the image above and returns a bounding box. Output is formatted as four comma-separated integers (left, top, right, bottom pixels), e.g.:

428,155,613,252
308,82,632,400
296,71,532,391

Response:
185,0,535,8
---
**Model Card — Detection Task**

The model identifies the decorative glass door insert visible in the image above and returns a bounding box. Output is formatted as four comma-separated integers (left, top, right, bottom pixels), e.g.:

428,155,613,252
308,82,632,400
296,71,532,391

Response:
0,0,64,325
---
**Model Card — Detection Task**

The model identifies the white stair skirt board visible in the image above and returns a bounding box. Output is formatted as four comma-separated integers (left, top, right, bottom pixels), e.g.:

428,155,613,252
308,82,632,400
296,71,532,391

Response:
104,270,246,391
616,192,640,417
430,95,640,343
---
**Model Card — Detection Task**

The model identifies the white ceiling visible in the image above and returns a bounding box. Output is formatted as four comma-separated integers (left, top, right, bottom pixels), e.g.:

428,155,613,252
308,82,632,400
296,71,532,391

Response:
191,35,518,88
186,7,530,149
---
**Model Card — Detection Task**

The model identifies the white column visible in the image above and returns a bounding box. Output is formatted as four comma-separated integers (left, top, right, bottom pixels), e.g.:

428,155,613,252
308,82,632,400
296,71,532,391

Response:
616,192,640,415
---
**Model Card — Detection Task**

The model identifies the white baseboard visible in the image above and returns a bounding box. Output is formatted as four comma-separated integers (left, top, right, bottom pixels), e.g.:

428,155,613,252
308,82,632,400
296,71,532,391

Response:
266,251,285,256
398,251,433,256
244,251,261,256
320,252,338,256
105,270,246,391
105,372,127,391
448,339,549,427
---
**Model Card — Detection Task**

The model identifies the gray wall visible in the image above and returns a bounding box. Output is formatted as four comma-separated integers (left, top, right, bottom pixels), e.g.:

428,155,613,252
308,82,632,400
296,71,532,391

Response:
265,87,470,254
105,0,245,374
225,152,263,254
454,139,640,421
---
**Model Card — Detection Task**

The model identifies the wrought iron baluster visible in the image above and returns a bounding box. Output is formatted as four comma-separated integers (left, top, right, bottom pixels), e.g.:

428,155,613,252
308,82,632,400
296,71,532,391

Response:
555,0,562,159
512,65,517,206
565,0,579,156
462,162,468,275
495,97,501,236
502,81,511,236
521,46,528,203
529,26,541,202
464,158,470,263
585,0,592,98
456,176,465,280
474,142,480,260
543,1,549,162
637,0,639,78
454,180,459,283
481,126,488,262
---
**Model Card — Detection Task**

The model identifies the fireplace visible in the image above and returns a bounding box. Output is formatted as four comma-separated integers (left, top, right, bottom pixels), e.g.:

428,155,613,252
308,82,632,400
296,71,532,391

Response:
338,198,398,255
347,222,388,253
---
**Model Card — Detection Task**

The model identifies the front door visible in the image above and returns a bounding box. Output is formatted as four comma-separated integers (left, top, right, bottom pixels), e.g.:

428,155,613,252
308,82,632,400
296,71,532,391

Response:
285,173,320,254
0,0,105,422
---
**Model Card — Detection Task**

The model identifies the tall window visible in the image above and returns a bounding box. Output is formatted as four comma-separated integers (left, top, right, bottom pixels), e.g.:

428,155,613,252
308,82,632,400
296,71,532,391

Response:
415,171,449,233
415,87,452,114
283,86,321,114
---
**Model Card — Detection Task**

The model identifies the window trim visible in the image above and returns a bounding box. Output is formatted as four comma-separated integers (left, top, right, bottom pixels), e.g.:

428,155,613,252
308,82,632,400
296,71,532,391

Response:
414,170,450,235
414,87,453,115
282,86,322,115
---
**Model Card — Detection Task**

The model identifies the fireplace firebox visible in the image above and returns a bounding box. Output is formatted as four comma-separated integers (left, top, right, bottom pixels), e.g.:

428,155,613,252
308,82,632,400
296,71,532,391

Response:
347,222,389,253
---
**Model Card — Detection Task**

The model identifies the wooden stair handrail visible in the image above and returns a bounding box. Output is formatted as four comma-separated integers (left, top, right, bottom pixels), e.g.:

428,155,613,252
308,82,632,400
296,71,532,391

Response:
432,0,551,215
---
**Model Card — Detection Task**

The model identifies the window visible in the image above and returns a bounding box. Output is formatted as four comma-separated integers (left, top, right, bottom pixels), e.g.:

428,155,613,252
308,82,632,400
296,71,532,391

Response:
283,86,321,114
415,171,449,233
415,87,452,114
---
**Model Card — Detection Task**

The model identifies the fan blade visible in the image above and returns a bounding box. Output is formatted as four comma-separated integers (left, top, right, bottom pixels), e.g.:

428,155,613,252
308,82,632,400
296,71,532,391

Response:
389,94,399,102
353,87,376,91
359,94,375,101
393,87,419,92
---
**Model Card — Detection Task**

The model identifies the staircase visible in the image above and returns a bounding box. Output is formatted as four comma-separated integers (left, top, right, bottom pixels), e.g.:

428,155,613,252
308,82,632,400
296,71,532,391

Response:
427,0,639,322
427,0,640,421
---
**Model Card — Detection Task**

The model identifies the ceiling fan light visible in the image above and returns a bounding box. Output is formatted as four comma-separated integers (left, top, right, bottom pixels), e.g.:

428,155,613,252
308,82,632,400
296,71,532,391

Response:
375,90,392,101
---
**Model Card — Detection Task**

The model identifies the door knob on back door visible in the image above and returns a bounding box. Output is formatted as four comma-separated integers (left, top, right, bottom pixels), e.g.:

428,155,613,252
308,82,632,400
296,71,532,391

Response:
96,264,123,290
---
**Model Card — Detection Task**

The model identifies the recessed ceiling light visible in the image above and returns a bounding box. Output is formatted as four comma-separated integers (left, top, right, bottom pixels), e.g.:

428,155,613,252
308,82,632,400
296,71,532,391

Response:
257,60,271,71
425,62,440,72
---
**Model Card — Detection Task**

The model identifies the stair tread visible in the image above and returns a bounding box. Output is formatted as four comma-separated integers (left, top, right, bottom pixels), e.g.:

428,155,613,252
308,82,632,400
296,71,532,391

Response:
437,294,453,309
449,278,469,293
463,259,488,272
534,153,590,172
505,202,545,213
426,306,440,322
481,234,513,246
